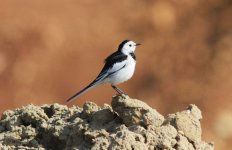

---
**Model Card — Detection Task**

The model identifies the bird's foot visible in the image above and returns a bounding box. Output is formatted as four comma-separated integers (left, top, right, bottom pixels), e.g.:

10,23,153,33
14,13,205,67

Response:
111,85,128,97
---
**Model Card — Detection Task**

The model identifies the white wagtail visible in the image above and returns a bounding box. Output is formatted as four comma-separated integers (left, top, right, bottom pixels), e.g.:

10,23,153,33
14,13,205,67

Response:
66,40,141,103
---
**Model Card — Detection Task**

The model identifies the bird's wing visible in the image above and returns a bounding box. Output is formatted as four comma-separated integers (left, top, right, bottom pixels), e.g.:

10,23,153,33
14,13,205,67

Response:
96,51,128,80
104,51,127,63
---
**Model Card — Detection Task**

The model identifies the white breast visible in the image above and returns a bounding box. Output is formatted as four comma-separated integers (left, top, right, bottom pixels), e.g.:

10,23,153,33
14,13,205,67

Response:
105,55,136,85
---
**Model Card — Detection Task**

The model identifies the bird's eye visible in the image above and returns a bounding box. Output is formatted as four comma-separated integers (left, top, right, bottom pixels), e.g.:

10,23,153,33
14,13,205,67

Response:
129,44,132,47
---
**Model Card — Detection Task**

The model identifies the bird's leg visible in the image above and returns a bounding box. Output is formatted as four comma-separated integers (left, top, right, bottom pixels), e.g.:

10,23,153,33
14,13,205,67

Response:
111,85,127,95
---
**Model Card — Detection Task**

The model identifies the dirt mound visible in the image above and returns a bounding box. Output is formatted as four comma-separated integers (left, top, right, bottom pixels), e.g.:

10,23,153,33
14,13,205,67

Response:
0,95,213,150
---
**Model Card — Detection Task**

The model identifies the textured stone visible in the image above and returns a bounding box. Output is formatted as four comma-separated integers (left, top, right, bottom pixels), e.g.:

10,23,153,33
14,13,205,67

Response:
0,96,214,150
112,95,164,127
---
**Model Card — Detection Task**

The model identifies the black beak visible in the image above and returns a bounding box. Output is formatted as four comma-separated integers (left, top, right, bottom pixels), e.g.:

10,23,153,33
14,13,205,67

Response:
136,43,141,46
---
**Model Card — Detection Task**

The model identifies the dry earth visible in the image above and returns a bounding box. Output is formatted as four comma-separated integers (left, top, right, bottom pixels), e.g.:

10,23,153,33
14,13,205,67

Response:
0,95,214,150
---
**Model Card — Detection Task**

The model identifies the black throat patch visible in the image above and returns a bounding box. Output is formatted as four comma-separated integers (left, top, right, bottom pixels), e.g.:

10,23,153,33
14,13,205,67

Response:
130,52,136,61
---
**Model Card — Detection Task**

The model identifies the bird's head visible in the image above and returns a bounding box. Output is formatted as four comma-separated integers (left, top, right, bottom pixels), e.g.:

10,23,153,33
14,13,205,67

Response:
118,40,141,55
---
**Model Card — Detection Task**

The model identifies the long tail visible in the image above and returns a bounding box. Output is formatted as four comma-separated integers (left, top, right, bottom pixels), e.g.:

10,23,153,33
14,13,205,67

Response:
66,80,101,104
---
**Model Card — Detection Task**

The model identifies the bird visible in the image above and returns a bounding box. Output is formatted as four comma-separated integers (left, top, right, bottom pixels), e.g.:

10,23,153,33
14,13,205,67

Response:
66,40,141,103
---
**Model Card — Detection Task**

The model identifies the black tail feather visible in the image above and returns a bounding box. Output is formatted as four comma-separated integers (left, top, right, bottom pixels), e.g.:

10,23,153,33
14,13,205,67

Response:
66,81,98,103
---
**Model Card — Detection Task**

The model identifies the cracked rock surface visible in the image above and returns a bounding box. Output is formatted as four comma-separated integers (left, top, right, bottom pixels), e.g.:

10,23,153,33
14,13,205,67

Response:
0,95,214,150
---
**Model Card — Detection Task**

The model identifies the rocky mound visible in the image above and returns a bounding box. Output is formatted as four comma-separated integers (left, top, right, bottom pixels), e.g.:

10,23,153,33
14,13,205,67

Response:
0,95,214,150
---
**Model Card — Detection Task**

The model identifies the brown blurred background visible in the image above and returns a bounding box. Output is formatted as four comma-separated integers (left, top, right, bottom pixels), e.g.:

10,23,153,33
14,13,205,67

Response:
0,0,232,149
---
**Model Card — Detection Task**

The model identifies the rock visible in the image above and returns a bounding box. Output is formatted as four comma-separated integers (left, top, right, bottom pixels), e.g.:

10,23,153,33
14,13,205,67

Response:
0,95,214,150
111,95,164,127
144,125,177,149
109,128,148,150
165,104,202,143
175,135,195,150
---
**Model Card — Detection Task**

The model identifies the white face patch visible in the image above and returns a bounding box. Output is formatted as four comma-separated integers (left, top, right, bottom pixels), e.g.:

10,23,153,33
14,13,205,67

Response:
121,41,137,55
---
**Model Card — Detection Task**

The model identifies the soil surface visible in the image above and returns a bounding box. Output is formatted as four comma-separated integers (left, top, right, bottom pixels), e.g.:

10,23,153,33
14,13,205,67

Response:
0,95,214,150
